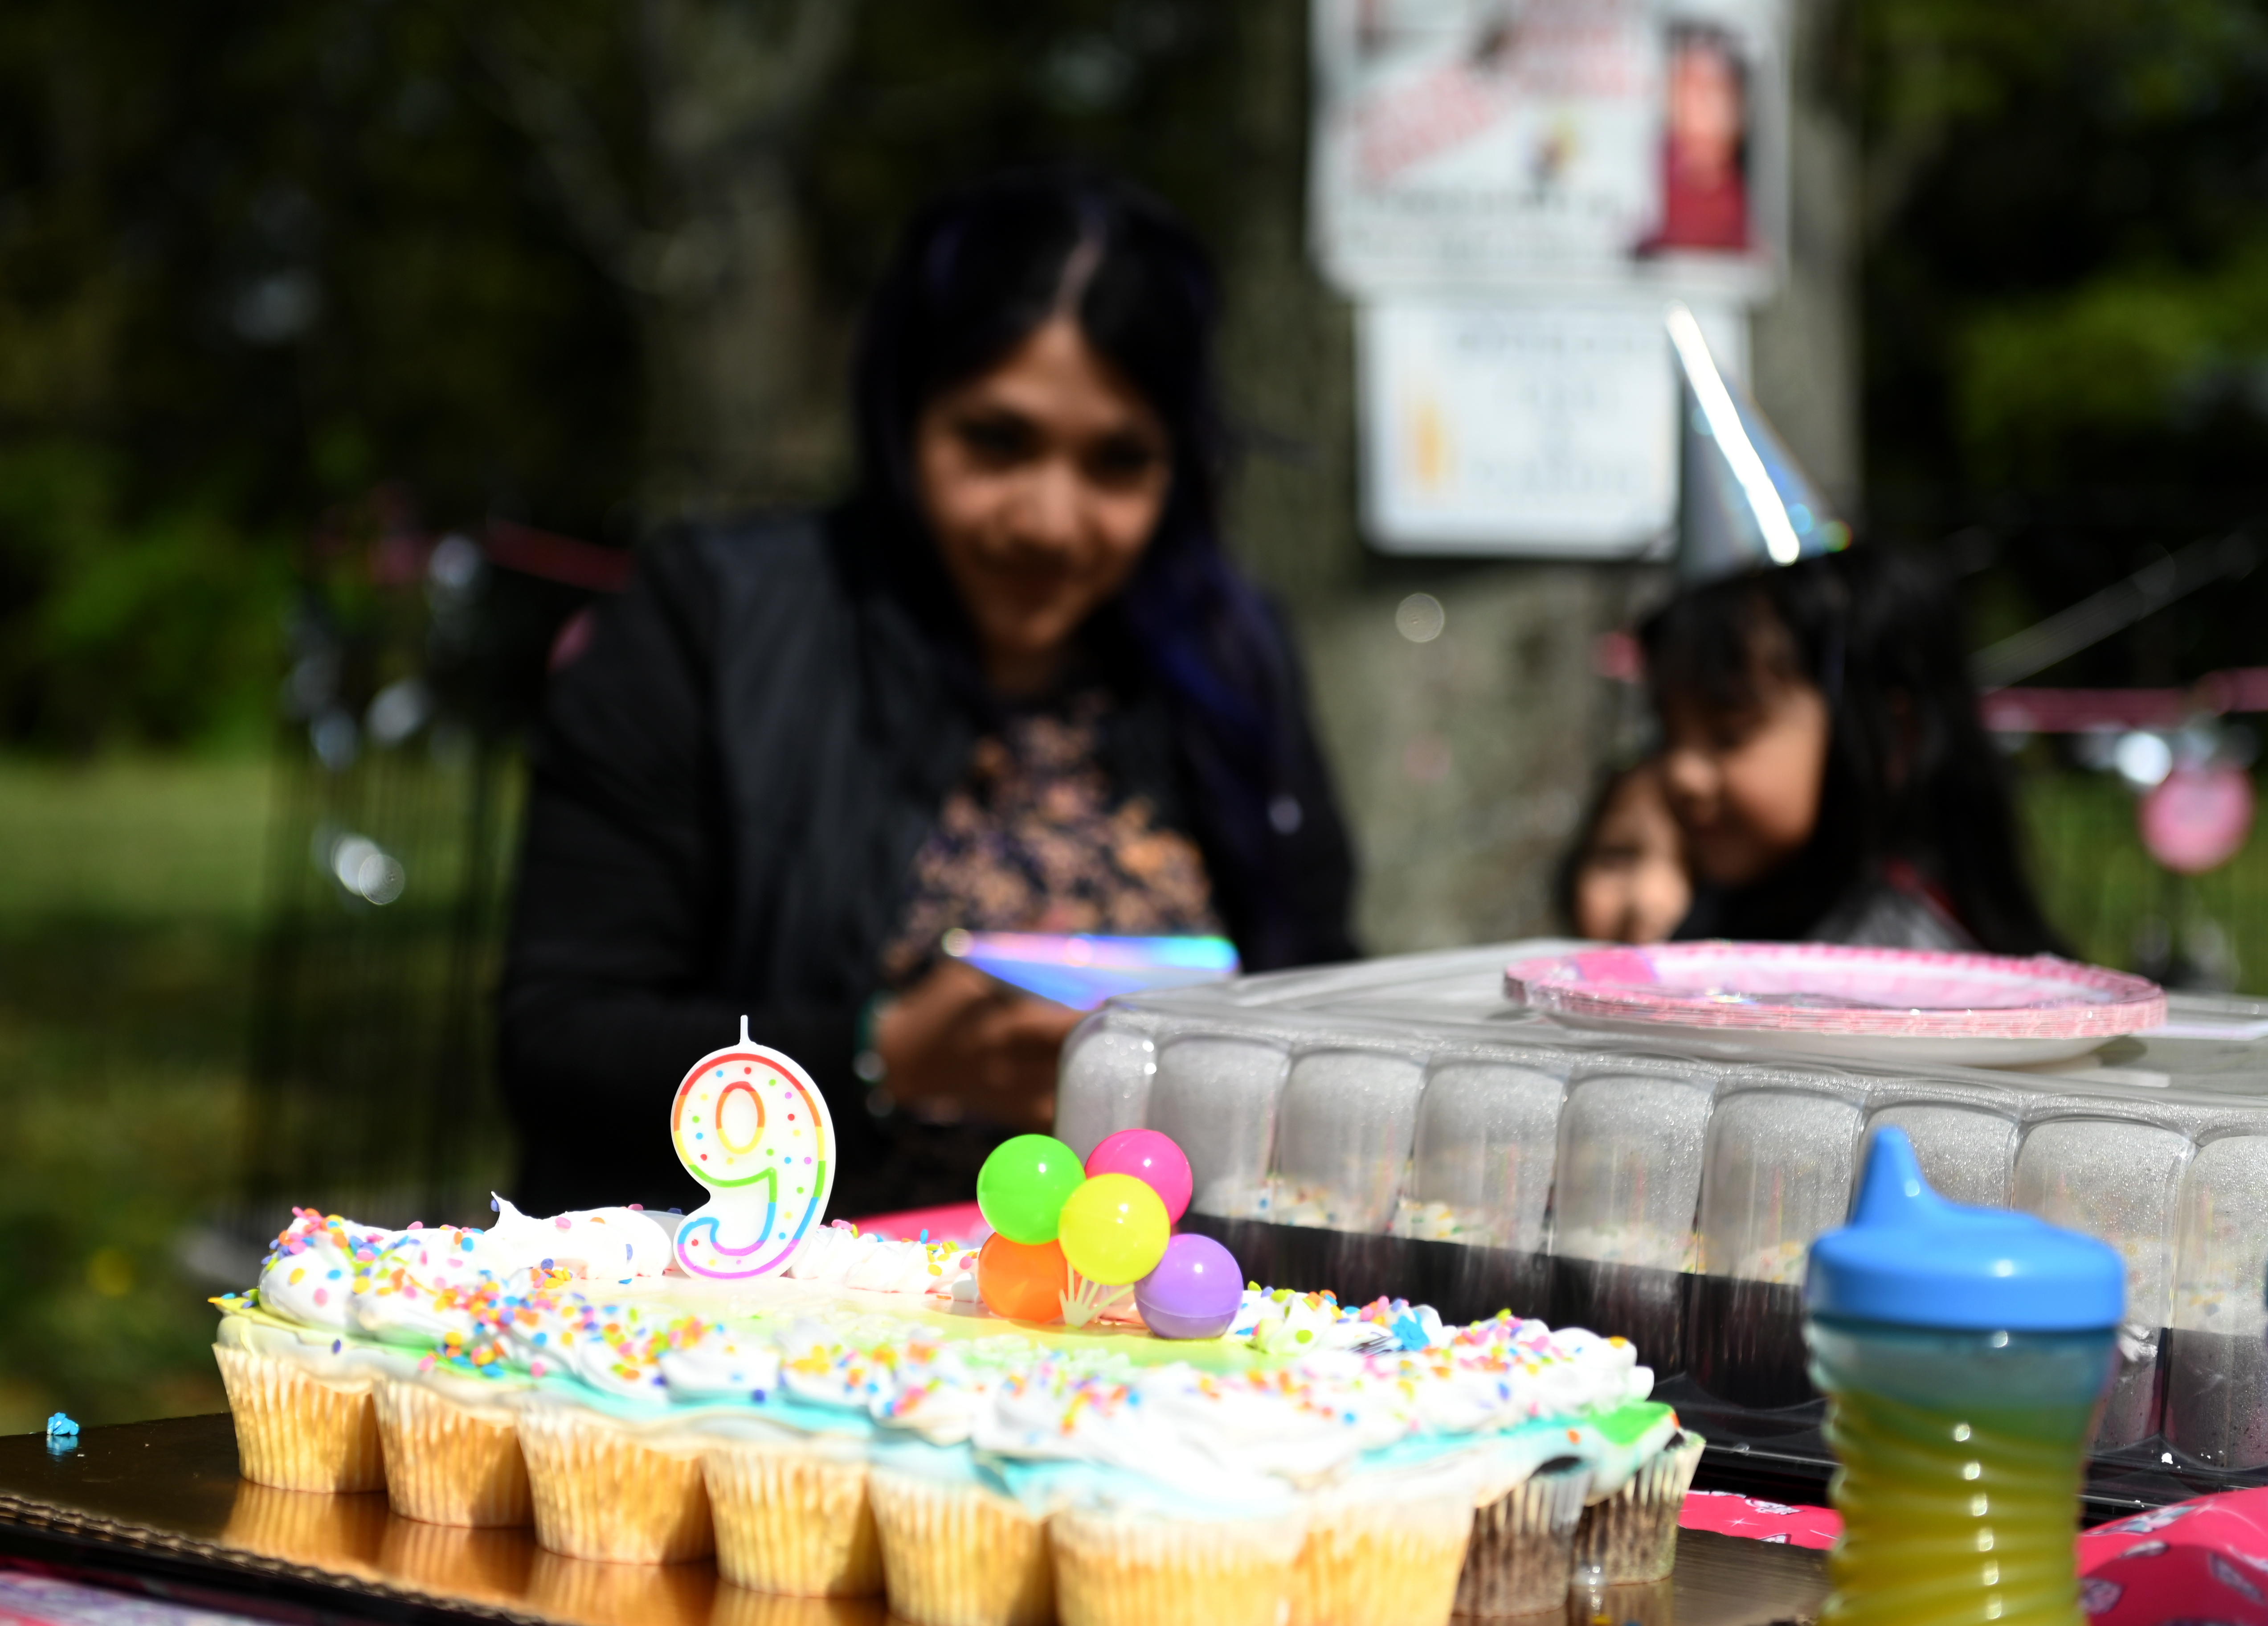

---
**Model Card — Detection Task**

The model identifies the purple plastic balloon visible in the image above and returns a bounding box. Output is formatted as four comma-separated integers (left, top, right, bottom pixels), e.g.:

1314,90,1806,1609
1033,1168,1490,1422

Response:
1134,1233,1242,1339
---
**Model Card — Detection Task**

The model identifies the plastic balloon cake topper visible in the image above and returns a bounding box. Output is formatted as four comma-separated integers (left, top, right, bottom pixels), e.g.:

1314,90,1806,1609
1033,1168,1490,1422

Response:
670,1016,835,1280
972,1126,1236,1335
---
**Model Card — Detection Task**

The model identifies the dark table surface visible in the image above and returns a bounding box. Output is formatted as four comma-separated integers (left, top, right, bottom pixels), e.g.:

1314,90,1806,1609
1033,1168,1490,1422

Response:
0,1414,1829,1625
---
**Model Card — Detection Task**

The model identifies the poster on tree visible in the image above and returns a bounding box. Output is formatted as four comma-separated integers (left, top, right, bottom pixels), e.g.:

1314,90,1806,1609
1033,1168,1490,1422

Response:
1357,296,1748,556
1312,0,1787,297
1314,0,1790,557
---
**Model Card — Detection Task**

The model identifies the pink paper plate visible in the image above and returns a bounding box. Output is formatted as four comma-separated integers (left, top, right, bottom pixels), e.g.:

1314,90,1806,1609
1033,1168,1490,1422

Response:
1504,943,2166,1065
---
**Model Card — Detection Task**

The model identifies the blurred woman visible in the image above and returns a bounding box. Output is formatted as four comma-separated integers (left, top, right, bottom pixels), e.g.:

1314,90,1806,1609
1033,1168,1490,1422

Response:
500,169,1356,1214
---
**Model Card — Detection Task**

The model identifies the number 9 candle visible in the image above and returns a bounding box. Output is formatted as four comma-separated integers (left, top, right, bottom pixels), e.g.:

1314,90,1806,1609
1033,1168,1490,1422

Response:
671,1017,836,1279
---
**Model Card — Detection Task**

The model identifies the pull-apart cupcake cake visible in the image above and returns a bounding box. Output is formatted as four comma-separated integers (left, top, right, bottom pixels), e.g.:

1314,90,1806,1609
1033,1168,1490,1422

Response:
212,1024,1702,1626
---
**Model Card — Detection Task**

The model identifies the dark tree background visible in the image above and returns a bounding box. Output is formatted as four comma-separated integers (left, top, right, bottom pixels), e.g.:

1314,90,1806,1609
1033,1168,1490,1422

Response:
0,0,1241,750
5,0,2268,749
1861,0,2268,683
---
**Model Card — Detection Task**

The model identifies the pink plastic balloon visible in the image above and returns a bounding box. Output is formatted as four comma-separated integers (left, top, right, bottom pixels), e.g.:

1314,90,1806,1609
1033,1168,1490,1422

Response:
1134,1232,1242,1339
1084,1129,1193,1224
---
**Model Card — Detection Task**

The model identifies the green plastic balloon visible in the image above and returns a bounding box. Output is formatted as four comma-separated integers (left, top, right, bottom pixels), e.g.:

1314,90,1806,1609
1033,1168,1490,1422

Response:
977,1134,1087,1245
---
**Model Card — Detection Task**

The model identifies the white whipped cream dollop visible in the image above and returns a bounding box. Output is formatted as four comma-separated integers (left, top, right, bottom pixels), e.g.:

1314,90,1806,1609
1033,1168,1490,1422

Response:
787,1221,974,1295
485,1290,686,1401
775,1315,910,1411
349,1227,545,1345
657,1324,785,1402
482,1196,675,1280
968,1305,1662,1511
972,1361,1365,1510
242,1197,675,1348
253,1211,392,1333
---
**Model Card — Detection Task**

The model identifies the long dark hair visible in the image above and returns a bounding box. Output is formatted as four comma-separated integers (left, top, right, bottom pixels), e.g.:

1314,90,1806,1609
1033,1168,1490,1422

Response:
1640,548,2067,954
843,166,1308,955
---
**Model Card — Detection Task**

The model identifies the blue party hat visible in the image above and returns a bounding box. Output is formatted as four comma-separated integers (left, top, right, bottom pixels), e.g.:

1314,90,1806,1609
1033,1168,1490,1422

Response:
1667,302,1850,584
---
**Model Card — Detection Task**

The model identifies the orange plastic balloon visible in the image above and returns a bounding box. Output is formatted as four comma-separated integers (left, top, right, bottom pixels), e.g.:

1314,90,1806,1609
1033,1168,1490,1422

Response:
978,1232,1067,1323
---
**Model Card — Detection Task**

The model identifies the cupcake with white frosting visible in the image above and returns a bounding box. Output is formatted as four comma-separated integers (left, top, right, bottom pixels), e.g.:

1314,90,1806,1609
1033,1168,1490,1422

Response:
493,1289,717,1562
211,1196,674,1518
212,1194,1702,1626
212,1209,397,1492
681,1319,883,1598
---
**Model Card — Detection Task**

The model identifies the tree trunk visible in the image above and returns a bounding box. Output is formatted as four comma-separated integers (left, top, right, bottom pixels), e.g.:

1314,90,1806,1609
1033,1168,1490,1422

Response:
1751,0,1860,518
474,0,856,519
1218,0,1649,954
1217,0,1361,606
634,150,841,516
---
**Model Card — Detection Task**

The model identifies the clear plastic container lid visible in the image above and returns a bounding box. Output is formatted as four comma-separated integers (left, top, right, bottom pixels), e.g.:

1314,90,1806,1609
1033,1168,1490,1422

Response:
1698,1077,1865,1285
1398,1048,1568,1250
2013,1115,2187,1331
1148,1031,1291,1221
1268,1043,1428,1234
1054,1008,1159,1160
2170,1132,2268,1340
1550,1055,1720,1270
1862,1099,2018,1208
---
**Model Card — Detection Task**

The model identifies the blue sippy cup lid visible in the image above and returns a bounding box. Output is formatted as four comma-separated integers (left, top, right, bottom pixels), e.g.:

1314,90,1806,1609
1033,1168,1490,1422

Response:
1806,1127,2125,1332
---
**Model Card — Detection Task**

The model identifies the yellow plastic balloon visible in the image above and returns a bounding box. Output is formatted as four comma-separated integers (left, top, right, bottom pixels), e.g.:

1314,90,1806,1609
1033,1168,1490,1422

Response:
1056,1173,1170,1286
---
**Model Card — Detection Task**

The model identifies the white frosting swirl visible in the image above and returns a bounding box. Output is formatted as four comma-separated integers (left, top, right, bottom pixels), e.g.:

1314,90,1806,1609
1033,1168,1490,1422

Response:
253,1211,391,1332
787,1221,974,1295
491,1291,687,1401
967,1306,1659,1511
776,1315,910,1412
973,1362,1364,1510
350,1227,543,1344
481,1196,674,1282
656,1326,784,1402
233,1207,1675,1524
243,1198,674,1351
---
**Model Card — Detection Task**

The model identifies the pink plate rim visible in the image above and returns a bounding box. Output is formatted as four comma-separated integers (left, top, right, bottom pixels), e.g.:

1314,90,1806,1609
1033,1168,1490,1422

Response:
1503,942,2166,1040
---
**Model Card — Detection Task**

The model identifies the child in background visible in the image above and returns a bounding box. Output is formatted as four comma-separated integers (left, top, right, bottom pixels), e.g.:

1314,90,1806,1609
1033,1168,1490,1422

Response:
1636,546,2065,953
1559,760,1692,943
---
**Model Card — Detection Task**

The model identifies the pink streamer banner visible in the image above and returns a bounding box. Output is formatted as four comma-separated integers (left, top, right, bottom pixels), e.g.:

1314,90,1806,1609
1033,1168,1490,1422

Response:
1677,1483,2268,1623
1678,1489,1841,1549
2078,1490,2268,1624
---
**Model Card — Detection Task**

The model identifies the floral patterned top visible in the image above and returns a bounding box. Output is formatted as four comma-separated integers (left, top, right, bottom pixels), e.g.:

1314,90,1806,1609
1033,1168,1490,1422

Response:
879,687,1222,988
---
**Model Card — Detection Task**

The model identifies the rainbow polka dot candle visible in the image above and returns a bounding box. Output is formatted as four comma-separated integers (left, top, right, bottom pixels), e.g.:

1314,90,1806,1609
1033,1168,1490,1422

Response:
670,1016,835,1279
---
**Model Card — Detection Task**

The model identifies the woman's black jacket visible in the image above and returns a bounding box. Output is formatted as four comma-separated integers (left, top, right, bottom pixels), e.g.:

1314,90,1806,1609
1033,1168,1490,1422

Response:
498,509,1357,1214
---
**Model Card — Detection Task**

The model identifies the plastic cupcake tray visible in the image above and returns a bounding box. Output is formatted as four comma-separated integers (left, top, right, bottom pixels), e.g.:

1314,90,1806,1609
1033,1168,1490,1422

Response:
1053,938,2268,1517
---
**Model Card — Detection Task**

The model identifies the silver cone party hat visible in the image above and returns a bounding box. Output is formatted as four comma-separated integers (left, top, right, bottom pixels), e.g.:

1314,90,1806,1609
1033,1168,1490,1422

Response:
1667,301,1849,583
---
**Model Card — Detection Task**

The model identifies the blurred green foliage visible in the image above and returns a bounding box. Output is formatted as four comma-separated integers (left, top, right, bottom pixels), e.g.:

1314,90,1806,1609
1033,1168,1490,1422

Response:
0,756,268,1432
0,444,287,748
0,2,642,526
0,0,1244,750
1956,244,2268,484
2028,765,2268,991
1867,0,2268,483
3,0,2263,721
0,0,641,746
1865,0,2268,682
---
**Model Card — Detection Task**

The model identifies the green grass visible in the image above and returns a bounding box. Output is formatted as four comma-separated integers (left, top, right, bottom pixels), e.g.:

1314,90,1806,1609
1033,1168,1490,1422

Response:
0,756,272,924
0,754,269,1433
0,745,529,1435
2026,768,2268,990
